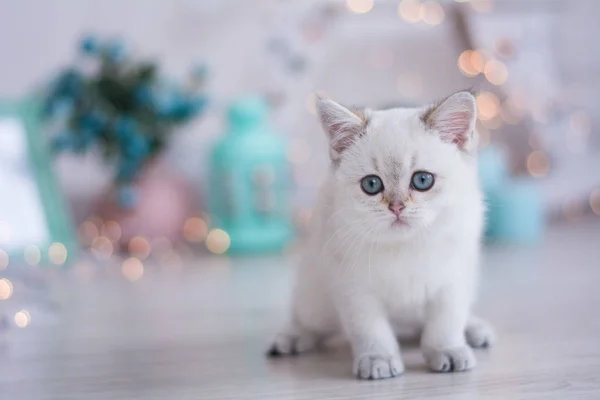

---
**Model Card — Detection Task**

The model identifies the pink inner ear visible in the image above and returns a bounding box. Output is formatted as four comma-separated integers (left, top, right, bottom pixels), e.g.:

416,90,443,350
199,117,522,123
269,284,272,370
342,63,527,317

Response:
436,110,472,148
424,91,476,150
322,112,364,153
431,110,471,148
332,132,355,153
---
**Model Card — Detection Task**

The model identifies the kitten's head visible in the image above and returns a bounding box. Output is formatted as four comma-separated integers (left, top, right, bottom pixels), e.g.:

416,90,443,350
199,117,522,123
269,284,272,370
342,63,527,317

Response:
317,91,480,242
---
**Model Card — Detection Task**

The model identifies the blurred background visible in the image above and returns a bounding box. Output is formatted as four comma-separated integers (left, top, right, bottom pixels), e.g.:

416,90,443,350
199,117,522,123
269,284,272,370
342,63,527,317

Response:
1,0,600,337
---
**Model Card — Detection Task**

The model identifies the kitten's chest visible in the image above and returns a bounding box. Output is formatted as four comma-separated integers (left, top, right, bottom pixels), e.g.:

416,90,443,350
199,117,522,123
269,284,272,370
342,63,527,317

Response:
363,252,448,315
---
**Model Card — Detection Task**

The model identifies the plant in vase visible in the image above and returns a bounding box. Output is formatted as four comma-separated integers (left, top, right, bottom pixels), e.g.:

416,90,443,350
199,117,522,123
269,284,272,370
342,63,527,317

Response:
43,35,209,249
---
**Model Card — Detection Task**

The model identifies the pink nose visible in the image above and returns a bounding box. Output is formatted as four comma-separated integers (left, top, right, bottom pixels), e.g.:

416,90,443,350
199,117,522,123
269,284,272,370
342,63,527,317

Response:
388,202,405,217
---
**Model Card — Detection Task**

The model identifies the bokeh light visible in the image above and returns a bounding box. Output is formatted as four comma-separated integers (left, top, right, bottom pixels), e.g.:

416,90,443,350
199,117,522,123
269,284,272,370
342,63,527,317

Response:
470,0,494,12
14,310,31,328
24,245,41,266
470,50,486,73
398,0,422,23
481,116,502,130
484,59,508,85
87,215,104,228
526,150,551,178
0,278,13,300
206,229,231,254
495,38,516,59
476,92,500,121
458,50,478,77
590,189,600,216
129,236,151,260
183,217,208,243
346,0,374,14
421,2,445,25
78,220,99,246
0,250,8,270
122,257,144,282
91,236,114,260
48,242,68,265
101,220,122,242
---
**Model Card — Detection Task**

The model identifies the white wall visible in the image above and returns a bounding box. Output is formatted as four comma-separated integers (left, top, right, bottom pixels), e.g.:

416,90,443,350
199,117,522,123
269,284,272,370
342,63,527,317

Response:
0,0,598,219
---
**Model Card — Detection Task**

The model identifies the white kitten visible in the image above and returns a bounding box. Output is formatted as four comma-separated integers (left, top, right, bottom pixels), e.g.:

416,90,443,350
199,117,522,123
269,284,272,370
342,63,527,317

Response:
269,91,495,380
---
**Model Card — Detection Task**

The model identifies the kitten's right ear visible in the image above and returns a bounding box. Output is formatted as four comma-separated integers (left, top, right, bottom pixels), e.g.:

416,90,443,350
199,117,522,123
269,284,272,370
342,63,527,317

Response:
316,95,367,161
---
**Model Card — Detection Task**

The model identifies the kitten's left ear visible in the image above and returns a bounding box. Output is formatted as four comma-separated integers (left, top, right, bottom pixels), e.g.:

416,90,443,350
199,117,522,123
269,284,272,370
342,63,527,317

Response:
422,90,478,152
316,95,369,162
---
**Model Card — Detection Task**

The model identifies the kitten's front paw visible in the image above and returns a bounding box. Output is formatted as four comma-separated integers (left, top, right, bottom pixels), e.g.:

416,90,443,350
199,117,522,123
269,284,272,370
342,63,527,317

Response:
353,353,405,380
423,346,476,373
267,332,318,357
466,318,496,348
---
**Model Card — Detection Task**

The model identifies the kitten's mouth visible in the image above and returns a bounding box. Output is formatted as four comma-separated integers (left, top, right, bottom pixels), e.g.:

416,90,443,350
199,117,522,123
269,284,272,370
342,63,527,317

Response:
391,218,409,228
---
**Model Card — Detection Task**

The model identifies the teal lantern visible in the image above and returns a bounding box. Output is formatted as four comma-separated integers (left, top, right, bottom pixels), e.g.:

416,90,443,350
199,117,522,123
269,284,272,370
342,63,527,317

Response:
208,97,293,254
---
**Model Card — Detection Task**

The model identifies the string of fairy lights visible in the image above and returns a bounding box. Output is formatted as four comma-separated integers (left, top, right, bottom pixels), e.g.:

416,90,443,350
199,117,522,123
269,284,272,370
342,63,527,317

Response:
0,213,232,332
80,214,232,281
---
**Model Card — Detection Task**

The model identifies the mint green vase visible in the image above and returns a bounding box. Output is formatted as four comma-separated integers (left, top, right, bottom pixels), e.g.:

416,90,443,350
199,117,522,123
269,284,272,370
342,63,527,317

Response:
208,97,293,254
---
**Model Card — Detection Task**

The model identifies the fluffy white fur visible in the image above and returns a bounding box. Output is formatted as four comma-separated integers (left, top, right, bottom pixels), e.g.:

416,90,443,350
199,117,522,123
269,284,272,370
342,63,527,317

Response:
269,91,495,380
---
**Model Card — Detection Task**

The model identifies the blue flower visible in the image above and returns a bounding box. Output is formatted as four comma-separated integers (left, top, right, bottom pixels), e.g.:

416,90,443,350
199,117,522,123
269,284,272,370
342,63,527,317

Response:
166,95,208,119
80,111,106,133
44,98,73,119
105,40,127,63
80,35,100,55
55,69,83,98
115,116,137,138
52,133,76,151
81,128,97,147
192,64,208,80
171,99,193,119
117,184,138,209
154,90,179,117
134,85,154,107
124,134,150,158
54,99,73,118
190,95,208,115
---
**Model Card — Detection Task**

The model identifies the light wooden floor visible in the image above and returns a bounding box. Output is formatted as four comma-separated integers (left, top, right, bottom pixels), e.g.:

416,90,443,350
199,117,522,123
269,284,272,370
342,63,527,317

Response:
1,219,600,399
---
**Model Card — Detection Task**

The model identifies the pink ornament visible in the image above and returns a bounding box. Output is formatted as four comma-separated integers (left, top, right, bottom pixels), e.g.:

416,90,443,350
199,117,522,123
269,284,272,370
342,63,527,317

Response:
95,157,197,250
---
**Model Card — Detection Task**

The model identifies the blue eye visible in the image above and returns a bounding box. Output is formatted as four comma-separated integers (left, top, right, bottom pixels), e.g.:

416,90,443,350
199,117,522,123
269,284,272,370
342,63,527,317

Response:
411,171,435,191
361,175,384,195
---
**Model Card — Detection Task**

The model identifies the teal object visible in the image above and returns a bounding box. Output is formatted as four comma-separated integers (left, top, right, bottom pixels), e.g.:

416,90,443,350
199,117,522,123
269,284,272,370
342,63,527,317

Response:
478,145,508,194
487,179,544,244
0,98,77,266
478,145,509,239
208,96,293,254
